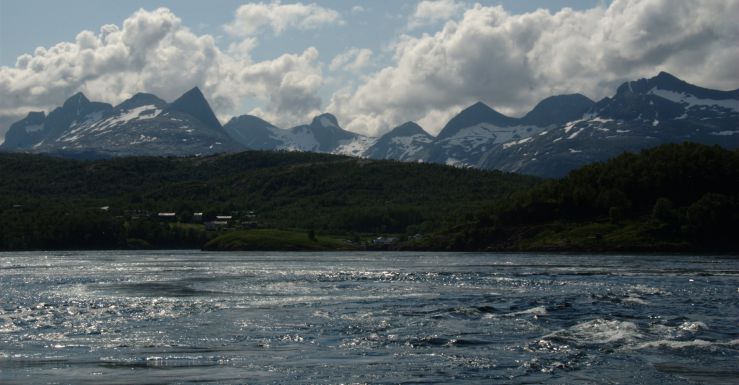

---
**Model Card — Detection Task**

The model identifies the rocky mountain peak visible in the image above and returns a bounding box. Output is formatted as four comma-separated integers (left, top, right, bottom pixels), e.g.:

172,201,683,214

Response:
522,94,595,126
311,113,339,128
437,101,517,139
386,121,428,138
61,92,90,111
115,93,167,111
165,87,222,130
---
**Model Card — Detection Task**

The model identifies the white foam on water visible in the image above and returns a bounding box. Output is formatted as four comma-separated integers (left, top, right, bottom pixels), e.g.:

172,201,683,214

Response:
622,295,648,305
679,321,707,333
510,306,548,317
635,339,714,350
542,319,642,345
627,284,669,296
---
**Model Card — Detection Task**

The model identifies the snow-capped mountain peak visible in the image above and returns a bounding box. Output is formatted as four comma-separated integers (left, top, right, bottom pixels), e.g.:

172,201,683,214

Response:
1,88,240,157
436,101,518,140
384,121,428,138
2,72,736,176
114,93,167,112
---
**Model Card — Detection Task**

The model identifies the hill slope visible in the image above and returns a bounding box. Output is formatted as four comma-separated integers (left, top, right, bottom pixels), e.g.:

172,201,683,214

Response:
425,143,739,251
0,150,538,250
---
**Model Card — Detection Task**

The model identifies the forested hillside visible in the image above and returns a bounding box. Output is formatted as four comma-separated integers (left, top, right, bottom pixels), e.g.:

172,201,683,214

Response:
0,150,537,250
426,143,739,251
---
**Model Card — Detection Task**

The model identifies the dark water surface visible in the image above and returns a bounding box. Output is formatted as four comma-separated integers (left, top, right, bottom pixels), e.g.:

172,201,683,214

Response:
0,251,737,384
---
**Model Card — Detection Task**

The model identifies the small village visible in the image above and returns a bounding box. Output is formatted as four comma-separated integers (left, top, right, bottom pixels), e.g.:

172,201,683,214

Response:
123,208,417,248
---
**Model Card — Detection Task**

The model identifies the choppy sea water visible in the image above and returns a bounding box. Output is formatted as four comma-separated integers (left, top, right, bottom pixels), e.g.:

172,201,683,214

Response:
0,251,737,384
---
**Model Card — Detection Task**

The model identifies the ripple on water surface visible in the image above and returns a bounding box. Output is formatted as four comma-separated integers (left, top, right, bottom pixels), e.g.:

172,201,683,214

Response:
0,251,737,384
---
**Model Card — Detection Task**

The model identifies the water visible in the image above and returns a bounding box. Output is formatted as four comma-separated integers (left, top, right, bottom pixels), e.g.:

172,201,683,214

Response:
0,251,737,384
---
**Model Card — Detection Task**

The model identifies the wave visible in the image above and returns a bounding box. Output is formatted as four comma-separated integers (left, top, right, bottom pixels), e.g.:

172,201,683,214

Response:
541,319,642,346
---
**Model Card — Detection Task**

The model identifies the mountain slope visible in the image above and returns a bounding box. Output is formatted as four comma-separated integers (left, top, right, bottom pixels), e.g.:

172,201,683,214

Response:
2,72,736,176
164,87,224,132
520,94,595,126
436,102,519,140
1,89,242,157
2,111,47,149
481,72,739,177
223,115,286,150
224,112,376,156
288,113,363,152
364,122,433,161
427,98,589,167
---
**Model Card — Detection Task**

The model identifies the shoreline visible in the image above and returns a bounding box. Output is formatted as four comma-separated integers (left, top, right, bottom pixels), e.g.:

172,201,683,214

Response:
1,247,737,257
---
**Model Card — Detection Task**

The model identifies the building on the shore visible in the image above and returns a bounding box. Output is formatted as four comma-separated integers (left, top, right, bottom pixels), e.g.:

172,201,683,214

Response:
157,212,177,221
205,221,229,231
372,236,397,246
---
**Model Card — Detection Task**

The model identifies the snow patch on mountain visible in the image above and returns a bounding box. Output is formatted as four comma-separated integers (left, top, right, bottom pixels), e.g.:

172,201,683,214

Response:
438,123,547,155
445,157,467,167
282,127,320,151
711,130,739,136
57,105,162,143
649,88,739,112
390,134,431,158
130,134,158,145
333,136,376,156
590,117,615,124
563,119,584,133
568,126,586,139
104,105,162,128
502,136,533,149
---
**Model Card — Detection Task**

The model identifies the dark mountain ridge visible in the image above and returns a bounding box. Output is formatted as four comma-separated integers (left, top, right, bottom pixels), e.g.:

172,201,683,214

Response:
1,87,240,157
2,71,737,178
164,87,224,132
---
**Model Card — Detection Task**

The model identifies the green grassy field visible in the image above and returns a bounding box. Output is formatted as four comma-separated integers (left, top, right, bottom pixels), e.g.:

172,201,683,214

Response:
203,229,356,251
514,220,693,252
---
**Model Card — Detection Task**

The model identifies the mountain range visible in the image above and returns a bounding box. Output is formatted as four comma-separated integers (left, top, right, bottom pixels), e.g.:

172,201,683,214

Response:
2,72,737,177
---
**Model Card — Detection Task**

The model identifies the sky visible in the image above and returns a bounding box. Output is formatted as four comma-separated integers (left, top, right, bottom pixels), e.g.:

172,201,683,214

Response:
1,0,738,140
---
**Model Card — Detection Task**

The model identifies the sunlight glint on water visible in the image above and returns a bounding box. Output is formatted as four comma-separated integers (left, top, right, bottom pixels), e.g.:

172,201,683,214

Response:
0,251,737,384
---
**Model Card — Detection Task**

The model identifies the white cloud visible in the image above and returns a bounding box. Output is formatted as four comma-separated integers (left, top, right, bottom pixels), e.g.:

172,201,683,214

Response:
225,1,343,37
329,0,739,136
236,47,324,126
329,48,373,72
409,0,464,29
351,6,366,15
0,7,325,134
2,1,738,142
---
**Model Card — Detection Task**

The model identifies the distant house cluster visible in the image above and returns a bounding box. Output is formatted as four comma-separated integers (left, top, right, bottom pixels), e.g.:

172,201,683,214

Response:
111,208,260,230
372,236,397,246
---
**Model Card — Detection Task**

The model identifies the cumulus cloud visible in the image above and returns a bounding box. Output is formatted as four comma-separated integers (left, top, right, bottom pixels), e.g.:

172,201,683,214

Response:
329,48,373,72
224,1,342,37
0,7,325,135
3,1,738,141
409,0,464,29
351,6,366,15
237,47,324,125
330,0,739,136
